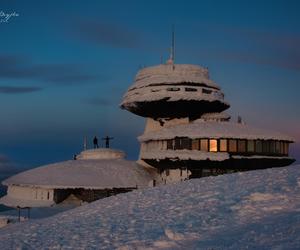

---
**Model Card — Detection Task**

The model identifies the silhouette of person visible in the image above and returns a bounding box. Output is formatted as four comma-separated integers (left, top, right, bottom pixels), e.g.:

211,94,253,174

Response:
93,136,99,148
102,136,114,148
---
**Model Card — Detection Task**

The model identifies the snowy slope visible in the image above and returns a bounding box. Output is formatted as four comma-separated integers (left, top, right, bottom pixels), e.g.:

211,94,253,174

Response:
0,165,299,249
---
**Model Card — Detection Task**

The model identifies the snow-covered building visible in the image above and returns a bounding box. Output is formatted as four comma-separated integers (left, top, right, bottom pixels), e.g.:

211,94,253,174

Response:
121,57,295,181
0,148,154,209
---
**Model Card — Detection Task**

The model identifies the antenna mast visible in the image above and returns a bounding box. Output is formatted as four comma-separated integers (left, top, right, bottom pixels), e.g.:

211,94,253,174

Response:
171,24,175,63
166,25,175,66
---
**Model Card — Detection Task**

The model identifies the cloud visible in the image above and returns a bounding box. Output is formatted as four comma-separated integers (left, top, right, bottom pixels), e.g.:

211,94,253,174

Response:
0,86,42,94
0,55,99,85
192,25,300,71
84,97,112,106
72,20,141,48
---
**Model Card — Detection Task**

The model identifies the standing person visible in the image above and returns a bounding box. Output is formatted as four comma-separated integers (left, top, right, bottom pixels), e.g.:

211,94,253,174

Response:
93,136,99,148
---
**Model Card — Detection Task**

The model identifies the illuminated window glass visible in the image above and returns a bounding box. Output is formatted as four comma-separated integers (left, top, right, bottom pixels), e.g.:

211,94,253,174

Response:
280,141,285,155
200,139,208,151
228,139,237,152
209,139,218,152
220,139,227,152
247,140,255,152
192,139,200,150
167,140,174,150
275,141,280,154
284,142,289,155
238,140,246,152
256,140,262,153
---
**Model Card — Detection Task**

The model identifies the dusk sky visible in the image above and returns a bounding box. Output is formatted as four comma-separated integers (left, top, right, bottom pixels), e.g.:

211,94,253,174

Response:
0,0,299,172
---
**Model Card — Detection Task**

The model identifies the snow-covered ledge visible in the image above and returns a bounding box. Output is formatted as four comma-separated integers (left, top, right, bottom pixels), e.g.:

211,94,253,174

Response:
76,148,126,160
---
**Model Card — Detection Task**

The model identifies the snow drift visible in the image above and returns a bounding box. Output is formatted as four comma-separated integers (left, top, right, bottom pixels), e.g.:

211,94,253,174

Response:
0,165,299,249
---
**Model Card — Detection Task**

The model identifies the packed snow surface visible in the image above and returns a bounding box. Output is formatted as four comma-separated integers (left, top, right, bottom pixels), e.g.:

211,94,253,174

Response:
139,120,293,142
128,64,220,90
0,165,299,249
76,148,126,160
2,159,153,189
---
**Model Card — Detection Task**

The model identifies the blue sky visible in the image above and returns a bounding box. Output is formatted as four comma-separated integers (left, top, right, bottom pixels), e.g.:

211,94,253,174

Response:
0,0,299,170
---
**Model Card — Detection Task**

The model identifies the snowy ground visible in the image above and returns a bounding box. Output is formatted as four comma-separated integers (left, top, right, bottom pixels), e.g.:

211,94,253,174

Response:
0,165,299,249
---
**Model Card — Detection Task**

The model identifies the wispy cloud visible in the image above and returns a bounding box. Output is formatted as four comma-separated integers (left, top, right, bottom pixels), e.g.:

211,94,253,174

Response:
72,20,141,48
0,86,42,94
0,55,99,85
196,25,300,71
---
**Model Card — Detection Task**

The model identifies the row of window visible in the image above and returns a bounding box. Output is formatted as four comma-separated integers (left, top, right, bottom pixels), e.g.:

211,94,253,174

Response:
147,87,224,98
144,138,290,156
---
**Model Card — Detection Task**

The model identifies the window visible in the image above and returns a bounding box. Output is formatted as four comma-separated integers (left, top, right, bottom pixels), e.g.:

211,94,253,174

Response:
280,141,285,155
228,139,237,152
247,140,255,152
262,141,270,154
256,140,262,153
181,138,191,150
284,142,289,155
270,140,275,154
238,140,246,153
220,139,227,152
192,139,200,150
200,139,209,151
167,87,180,91
209,139,218,152
167,140,174,150
47,192,50,200
202,88,212,94
185,87,197,92
275,141,280,154
175,138,181,149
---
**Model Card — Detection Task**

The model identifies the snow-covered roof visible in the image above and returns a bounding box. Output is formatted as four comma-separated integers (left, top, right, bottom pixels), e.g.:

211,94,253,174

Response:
129,64,220,90
0,195,54,208
139,120,294,142
76,148,125,160
0,164,299,249
2,159,154,189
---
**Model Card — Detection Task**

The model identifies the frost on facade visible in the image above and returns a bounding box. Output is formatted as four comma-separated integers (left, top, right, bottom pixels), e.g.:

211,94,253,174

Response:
121,59,295,182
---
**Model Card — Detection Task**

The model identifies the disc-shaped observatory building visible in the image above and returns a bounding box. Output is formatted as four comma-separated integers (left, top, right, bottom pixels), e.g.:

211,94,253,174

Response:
121,58,294,182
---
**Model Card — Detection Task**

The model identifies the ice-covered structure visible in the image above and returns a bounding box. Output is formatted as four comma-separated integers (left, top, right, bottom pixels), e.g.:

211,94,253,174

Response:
0,148,154,209
121,59,295,181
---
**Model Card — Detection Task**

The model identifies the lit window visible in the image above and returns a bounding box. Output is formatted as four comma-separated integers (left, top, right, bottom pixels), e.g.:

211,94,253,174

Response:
284,142,289,155
228,139,237,152
256,140,262,153
200,139,209,151
192,139,200,150
209,139,218,152
238,140,246,152
220,139,227,152
247,140,255,152
280,141,284,155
